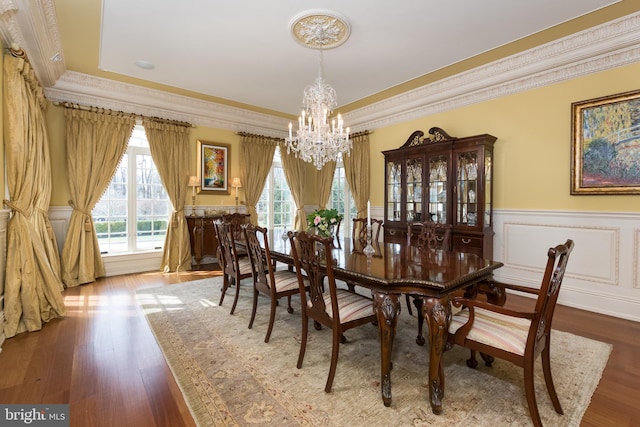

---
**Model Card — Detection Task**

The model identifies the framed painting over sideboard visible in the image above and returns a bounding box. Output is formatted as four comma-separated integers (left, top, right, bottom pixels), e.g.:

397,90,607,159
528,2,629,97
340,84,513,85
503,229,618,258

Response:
198,140,229,194
571,89,640,195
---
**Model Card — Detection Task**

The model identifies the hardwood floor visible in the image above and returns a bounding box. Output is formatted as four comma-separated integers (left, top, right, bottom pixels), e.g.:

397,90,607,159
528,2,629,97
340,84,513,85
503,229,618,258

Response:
0,267,638,426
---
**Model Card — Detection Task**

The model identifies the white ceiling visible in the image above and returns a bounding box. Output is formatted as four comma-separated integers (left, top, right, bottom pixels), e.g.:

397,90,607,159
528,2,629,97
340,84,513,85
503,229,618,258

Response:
98,0,618,116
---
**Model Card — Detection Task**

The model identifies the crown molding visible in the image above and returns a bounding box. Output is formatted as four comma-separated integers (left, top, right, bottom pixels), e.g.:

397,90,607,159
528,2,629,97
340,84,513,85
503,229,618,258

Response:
344,11,640,132
5,1,639,135
0,0,65,86
45,71,291,138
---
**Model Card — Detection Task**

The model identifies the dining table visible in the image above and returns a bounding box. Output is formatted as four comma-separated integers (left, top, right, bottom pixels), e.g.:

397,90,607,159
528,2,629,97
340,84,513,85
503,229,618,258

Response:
262,229,504,414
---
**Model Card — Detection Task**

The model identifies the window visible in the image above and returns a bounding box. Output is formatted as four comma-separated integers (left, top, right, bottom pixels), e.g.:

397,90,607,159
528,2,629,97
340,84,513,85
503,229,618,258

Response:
92,125,171,254
329,159,357,237
257,147,295,230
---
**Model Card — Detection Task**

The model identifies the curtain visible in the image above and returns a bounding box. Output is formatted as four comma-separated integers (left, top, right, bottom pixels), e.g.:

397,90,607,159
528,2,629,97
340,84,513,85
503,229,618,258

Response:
239,133,278,225
280,146,307,230
3,54,65,338
143,120,192,272
343,132,371,218
317,161,336,209
61,109,135,287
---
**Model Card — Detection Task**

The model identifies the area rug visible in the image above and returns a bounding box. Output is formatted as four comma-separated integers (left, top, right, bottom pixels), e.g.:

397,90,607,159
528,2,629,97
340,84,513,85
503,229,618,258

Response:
136,277,612,427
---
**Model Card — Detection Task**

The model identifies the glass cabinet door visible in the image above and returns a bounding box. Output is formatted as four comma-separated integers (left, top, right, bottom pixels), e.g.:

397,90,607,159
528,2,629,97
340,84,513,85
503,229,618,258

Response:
405,158,423,222
456,150,479,227
484,149,492,227
386,160,402,222
428,155,448,224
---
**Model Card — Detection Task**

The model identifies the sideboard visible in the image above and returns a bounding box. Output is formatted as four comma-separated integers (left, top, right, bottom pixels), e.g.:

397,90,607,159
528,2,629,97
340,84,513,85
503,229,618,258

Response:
186,213,250,268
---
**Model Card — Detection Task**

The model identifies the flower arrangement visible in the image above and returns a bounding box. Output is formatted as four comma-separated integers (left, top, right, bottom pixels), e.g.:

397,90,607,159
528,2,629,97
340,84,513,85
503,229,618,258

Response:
307,208,343,237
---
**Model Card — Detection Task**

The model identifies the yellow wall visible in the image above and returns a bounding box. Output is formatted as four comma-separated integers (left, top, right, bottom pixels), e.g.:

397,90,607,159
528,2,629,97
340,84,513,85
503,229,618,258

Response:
369,61,640,212
43,60,640,213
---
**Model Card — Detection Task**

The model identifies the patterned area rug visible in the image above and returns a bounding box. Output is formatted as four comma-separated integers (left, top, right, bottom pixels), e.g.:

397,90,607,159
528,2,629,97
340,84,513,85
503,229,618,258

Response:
136,277,611,427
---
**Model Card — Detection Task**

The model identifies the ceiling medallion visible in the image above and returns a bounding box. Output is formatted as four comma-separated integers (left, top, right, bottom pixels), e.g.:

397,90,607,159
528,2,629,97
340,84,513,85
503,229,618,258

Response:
289,9,351,50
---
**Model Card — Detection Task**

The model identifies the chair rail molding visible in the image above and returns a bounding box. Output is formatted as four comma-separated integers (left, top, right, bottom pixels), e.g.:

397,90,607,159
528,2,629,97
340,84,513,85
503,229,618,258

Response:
493,209,640,322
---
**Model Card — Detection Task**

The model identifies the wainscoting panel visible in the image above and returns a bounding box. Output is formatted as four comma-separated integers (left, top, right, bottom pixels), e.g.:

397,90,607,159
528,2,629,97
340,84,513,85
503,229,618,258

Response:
494,210,640,322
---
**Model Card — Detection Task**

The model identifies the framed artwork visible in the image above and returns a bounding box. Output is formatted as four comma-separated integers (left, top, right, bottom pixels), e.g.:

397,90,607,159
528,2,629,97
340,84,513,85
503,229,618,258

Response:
571,89,640,195
198,141,229,194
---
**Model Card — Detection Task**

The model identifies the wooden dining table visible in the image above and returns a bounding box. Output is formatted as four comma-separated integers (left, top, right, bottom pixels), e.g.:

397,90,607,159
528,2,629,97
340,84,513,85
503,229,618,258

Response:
263,229,504,414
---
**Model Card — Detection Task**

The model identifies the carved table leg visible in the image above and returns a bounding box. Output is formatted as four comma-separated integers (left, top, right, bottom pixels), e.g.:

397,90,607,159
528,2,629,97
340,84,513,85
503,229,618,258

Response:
372,292,400,407
421,296,452,415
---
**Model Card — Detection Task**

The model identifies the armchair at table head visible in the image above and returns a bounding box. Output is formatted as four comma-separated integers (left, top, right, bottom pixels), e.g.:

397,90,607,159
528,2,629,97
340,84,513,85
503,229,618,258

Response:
288,230,377,393
405,219,453,345
352,217,384,245
406,220,452,250
447,239,575,427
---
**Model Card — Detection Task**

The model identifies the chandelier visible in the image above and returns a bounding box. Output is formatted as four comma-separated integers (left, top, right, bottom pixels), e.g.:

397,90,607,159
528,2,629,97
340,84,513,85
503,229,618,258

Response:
285,11,352,170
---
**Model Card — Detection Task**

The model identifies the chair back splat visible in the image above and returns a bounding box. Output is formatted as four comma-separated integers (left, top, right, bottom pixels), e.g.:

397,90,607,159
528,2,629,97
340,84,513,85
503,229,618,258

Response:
447,239,575,427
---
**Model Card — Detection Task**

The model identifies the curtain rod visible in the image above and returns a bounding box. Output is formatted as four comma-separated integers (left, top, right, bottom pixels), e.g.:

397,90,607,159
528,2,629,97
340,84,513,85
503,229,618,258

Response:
53,101,194,127
236,131,284,142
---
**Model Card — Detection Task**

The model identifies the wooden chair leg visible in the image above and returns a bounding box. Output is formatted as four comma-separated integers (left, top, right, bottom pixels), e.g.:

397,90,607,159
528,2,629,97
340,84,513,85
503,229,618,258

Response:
325,328,341,393
542,344,563,414
229,278,240,315
405,294,413,316
286,295,294,313
524,359,543,427
413,297,425,345
297,314,309,369
264,298,277,343
219,275,230,306
466,349,478,369
248,287,258,329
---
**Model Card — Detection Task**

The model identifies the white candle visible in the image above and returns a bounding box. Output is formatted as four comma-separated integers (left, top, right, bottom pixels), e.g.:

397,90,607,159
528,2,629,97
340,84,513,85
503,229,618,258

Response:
367,201,371,227
288,122,292,139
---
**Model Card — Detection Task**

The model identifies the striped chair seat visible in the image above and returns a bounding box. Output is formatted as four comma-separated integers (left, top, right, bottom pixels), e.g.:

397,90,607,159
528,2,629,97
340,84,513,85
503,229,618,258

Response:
449,307,531,355
272,270,300,292
309,289,374,323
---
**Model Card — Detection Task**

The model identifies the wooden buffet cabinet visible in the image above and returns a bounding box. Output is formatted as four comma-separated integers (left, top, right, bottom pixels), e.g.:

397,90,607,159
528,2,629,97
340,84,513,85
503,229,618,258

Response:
382,127,497,258
186,213,250,268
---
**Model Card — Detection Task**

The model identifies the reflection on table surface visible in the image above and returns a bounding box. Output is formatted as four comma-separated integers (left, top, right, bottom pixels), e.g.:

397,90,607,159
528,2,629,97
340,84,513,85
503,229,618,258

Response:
266,228,503,294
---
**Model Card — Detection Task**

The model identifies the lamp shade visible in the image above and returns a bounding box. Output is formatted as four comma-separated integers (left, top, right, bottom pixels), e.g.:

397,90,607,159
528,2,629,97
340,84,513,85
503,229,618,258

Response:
188,176,199,187
231,177,242,188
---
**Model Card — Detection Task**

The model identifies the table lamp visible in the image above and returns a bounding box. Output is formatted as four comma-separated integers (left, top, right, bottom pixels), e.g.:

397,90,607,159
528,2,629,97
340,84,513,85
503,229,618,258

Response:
188,175,199,216
231,177,242,211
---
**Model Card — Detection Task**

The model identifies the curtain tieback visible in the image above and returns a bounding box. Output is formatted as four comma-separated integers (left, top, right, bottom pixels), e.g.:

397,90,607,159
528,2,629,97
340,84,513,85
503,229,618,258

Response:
68,200,93,231
170,210,183,228
3,199,28,216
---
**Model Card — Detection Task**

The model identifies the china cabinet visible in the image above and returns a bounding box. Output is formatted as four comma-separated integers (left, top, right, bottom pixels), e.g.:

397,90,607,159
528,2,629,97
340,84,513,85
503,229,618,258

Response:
382,127,497,258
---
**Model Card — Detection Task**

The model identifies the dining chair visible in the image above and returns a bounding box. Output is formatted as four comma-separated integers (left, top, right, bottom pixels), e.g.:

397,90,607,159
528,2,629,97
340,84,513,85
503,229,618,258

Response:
352,217,383,245
243,223,308,343
288,230,377,393
405,220,452,345
447,239,574,427
214,219,253,314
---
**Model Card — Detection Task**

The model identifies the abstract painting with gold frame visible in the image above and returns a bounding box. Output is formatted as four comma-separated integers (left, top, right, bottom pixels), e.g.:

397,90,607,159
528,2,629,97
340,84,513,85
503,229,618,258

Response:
198,141,229,194
571,89,640,195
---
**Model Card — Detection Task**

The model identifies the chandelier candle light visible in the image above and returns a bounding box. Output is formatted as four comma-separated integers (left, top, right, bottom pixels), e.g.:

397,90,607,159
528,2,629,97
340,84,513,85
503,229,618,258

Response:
285,10,352,170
